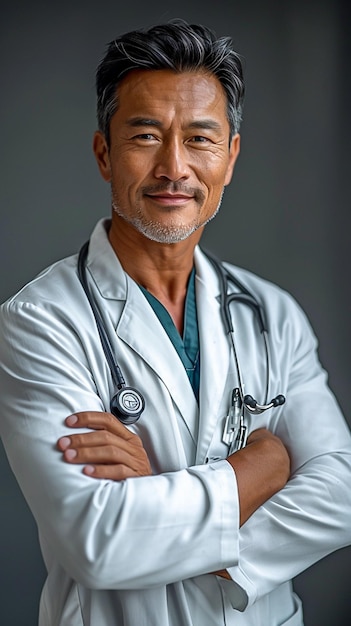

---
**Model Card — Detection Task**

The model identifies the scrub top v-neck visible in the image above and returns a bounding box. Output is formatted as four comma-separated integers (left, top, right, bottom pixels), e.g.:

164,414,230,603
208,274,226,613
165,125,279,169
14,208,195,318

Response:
139,268,200,402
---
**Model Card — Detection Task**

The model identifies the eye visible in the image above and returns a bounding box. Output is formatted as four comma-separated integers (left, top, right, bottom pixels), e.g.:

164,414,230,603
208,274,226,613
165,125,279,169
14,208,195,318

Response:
187,135,215,146
190,135,211,143
133,133,157,141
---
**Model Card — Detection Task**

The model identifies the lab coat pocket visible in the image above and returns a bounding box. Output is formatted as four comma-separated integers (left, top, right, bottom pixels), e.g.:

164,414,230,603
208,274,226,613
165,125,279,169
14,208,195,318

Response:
278,593,304,626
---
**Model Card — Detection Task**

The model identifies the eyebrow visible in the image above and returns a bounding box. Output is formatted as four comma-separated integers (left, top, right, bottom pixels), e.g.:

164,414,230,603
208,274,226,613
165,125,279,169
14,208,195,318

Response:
126,118,162,128
187,120,222,131
126,117,223,131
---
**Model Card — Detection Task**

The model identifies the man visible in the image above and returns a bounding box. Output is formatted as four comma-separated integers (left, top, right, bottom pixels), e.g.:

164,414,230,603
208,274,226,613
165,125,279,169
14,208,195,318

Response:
0,19,350,626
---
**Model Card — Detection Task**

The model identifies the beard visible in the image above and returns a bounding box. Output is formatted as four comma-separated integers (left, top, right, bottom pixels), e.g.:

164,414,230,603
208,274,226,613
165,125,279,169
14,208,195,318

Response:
111,182,224,244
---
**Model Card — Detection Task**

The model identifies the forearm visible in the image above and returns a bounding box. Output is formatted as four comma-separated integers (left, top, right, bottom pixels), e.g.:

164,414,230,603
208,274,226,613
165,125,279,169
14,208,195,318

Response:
213,428,290,582
224,447,351,608
226,428,291,527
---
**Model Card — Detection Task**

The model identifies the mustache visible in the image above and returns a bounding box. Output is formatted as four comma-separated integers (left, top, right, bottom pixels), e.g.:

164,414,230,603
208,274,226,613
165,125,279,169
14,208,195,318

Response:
141,182,205,204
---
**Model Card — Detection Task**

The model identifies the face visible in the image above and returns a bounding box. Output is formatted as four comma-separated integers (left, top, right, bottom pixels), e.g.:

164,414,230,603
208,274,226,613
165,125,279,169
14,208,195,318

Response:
93,69,240,245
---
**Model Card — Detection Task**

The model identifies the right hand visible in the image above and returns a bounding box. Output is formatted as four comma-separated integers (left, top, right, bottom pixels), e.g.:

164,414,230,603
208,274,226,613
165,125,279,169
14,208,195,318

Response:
57,411,152,481
226,428,290,526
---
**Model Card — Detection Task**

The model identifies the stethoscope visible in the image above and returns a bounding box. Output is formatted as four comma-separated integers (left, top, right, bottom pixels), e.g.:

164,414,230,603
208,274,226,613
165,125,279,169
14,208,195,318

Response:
205,250,285,452
77,241,285,449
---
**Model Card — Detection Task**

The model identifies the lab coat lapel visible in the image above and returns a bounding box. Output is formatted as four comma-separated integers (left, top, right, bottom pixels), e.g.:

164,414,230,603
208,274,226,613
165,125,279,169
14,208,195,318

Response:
116,278,199,443
194,248,232,463
87,221,198,442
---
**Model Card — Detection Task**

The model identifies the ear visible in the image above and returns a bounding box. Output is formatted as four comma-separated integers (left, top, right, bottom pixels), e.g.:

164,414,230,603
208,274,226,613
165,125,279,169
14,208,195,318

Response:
92,131,111,182
224,133,241,186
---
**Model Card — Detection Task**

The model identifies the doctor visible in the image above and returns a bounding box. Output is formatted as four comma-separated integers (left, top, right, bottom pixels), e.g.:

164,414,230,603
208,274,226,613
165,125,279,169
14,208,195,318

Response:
1,19,351,626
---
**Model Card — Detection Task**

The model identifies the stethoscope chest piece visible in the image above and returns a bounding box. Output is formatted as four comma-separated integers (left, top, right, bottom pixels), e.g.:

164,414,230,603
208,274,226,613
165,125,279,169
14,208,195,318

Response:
111,387,145,425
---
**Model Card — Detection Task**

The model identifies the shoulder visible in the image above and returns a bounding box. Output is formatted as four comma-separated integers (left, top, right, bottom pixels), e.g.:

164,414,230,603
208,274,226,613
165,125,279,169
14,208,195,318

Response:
0,255,85,353
222,260,318,349
1,218,114,312
1,253,80,314
223,261,295,307
197,246,302,315
197,247,317,347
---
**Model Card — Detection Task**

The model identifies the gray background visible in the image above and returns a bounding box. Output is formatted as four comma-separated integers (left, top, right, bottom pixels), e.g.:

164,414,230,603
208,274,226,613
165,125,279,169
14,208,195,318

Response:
0,0,350,624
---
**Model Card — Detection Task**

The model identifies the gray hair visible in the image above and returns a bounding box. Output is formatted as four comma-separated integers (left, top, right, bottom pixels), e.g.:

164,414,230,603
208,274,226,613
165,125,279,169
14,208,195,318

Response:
96,19,245,146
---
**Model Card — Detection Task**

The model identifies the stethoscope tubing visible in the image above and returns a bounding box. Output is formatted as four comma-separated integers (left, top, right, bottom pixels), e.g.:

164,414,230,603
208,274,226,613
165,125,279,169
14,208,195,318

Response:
204,250,285,415
78,241,126,390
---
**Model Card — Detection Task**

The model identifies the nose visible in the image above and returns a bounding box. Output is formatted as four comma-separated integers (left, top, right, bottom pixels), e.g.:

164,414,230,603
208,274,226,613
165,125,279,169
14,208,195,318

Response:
153,138,190,181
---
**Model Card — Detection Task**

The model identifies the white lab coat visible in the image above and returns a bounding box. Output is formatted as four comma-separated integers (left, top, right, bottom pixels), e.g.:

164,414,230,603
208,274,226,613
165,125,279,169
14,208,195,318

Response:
1,218,351,626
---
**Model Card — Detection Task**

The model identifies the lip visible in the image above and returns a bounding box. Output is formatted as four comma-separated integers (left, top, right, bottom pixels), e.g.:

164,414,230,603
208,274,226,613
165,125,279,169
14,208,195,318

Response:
145,193,193,206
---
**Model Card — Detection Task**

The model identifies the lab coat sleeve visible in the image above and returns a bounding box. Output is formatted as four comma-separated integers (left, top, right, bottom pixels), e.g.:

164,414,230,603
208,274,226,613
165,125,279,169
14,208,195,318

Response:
221,292,351,610
0,298,239,589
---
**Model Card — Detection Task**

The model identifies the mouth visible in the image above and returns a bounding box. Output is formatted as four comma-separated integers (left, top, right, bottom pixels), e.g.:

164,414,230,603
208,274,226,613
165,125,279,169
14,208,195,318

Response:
142,182,204,207
144,193,194,206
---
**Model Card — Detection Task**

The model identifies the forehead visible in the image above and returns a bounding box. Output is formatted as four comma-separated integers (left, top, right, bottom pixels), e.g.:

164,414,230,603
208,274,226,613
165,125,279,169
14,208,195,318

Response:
114,69,229,127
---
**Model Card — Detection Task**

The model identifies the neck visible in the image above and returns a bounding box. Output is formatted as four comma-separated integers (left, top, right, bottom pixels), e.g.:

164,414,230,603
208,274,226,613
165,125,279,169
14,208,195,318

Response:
108,215,203,334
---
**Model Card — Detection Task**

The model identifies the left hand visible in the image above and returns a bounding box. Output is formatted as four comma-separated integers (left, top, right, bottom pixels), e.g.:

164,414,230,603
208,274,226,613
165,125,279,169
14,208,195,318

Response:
57,411,152,480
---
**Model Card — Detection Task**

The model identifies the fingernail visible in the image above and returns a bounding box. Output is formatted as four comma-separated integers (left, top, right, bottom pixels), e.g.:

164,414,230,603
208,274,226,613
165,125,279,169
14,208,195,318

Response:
59,437,71,450
65,449,77,461
84,465,95,475
66,414,78,426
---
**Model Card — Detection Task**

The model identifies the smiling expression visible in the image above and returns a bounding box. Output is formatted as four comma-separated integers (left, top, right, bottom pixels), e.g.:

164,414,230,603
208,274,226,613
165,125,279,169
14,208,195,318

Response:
93,69,240,245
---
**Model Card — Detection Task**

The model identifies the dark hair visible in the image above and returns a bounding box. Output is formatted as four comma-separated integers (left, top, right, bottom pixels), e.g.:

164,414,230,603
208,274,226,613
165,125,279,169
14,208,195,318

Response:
96,19,245,146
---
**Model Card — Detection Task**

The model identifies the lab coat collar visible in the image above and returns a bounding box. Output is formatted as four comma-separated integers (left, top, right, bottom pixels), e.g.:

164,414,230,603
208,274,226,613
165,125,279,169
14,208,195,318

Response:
86,218,128,301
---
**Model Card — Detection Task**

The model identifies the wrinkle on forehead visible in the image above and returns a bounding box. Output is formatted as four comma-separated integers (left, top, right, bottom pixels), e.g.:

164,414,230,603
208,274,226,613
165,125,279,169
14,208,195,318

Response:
114,69,229,132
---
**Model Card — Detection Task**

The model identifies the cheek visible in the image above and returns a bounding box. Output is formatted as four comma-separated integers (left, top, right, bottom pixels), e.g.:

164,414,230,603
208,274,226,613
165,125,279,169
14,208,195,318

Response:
204,168,229,198
200,172,227,216
112,154,152,189
110,158,135,189
198,152,232,187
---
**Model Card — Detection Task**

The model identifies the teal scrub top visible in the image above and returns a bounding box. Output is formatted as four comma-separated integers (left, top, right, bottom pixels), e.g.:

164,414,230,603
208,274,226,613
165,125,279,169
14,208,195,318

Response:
139,268,200,402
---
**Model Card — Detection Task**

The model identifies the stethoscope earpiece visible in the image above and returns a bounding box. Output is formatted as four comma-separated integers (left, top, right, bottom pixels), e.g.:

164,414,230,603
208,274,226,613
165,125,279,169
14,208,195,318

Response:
272,394,286,407
243,393,286,414
243,394,258,409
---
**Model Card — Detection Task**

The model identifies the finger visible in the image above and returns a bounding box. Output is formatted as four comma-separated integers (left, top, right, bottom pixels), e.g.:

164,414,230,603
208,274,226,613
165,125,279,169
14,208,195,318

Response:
65,411,135,440
63,442,135,465
82,464,146,481
58,430,142,453
62,443,151,475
